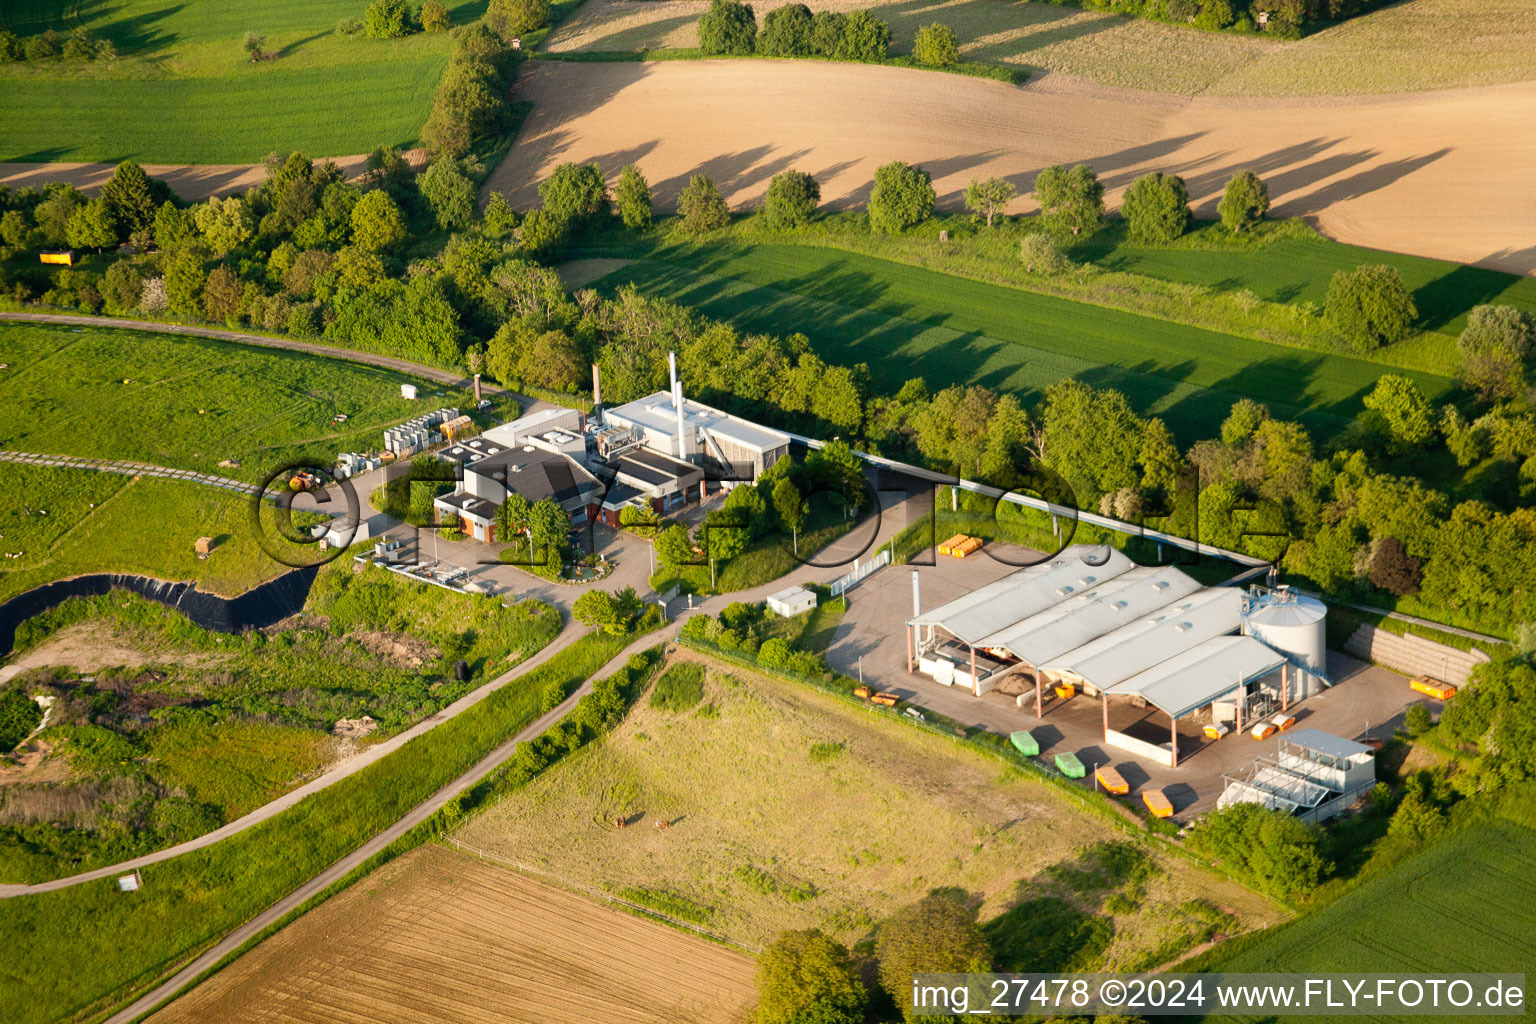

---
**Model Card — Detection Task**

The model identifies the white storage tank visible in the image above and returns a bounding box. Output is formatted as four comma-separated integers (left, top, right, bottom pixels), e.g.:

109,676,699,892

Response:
1243,587,1328,698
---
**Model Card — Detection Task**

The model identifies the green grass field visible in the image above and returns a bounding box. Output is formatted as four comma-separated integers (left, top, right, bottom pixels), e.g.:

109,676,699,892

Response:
592,242,1452,444
0,0,486,162
1203,818,1536,1015
1086,230,1536,334
0,322,447,480
0,463,316,602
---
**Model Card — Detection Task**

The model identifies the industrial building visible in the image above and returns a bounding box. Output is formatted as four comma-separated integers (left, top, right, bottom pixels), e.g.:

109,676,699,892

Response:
433,436,603,541
600,354,792,485
1218,729,1376,823
905,548,1329,768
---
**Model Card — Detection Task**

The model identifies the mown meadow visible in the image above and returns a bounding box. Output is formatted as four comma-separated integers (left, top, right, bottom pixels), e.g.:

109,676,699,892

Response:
0,0,487,162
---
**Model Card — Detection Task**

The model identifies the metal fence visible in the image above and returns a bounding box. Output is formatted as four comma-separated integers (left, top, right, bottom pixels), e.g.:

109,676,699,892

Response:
829,547,891,597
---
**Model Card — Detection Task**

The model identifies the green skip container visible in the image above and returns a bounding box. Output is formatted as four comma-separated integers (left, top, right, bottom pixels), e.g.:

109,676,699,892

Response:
1055,751,1086,779
1010,730,1039,757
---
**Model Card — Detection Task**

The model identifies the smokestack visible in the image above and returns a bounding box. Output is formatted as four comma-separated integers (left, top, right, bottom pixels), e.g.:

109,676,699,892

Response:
911,568,921,617
591,363,602,407
473,374,482,404
668,350,687,459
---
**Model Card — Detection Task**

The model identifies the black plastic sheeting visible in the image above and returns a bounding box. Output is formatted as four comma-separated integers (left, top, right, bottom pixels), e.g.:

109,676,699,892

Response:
0,566,320,658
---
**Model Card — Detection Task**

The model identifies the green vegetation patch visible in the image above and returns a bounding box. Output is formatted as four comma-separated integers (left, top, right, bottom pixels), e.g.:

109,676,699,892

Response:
593,241,1451,444
0,626,635,1024
649,662,705,713
1203,817,1536,979
0,0,485,162
0,322,442,480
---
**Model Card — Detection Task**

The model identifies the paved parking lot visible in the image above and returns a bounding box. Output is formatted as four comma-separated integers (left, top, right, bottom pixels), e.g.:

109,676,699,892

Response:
824,553,1423,820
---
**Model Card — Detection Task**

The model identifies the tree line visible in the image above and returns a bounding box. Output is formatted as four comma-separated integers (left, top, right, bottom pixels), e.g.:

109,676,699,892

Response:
2,150,1533,633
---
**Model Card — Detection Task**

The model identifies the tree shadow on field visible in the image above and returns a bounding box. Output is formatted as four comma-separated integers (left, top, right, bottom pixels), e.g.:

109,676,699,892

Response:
95,2,183,57
1413,262,1523,332
276,31,329,60
870,0,1118,62
652,145,815,207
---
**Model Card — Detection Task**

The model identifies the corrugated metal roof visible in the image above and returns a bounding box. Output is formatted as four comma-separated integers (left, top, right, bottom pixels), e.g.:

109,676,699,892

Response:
604,391,791,453
1282,728,1374,760
1103,634,1284,719
976,565,1204,667
907,546,1136,645
1042,587,1245,692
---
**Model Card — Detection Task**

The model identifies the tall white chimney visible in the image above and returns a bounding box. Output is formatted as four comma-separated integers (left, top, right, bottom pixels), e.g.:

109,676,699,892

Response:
591,363,602,407
668,350,688,459
911,568,921,617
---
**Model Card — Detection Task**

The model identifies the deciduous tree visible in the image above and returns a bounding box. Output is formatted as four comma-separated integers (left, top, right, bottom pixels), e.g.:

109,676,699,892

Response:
678,174,730,235
614,164,652,229
698,0,757,54
1325,264,1416,351
755,929,867,1024
1034,164,1103,237
1218,169,1269,233
763,169,820,229
876,893,992,1022
963,176,1015,228
913,21,958,66
1121,171,1191,244
869,161,934,234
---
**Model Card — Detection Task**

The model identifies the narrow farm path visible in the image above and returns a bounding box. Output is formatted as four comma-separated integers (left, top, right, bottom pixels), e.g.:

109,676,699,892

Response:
0,450,260,496
99,622,679,1024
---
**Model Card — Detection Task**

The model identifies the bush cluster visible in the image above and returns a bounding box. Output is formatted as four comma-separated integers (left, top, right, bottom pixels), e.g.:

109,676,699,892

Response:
421,23,518,159
710,0,892,61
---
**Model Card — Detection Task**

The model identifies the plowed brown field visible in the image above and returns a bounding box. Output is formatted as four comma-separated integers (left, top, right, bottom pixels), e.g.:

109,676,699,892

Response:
147,844,757,1024
489,60,1536,274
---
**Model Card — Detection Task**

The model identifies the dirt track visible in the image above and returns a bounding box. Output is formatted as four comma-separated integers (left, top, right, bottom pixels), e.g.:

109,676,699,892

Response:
488,61,1536,274
147,843,758,1024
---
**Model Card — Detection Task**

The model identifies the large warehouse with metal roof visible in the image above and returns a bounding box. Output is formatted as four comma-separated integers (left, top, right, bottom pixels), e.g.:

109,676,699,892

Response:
905,545,1327,768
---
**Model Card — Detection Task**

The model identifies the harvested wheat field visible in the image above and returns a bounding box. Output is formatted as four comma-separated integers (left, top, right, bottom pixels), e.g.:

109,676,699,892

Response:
148,843,757,1024
453,654,1280,965
546,0,1536,97
491,59,1536,273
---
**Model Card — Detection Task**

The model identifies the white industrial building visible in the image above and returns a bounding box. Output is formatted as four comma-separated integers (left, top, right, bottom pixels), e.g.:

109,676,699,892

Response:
599,354,792,485
906,549,1329,769
767,585,817,617
1219,729,1376,823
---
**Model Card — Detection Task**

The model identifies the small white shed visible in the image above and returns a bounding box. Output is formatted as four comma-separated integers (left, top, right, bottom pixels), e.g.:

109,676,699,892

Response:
766,585,817,617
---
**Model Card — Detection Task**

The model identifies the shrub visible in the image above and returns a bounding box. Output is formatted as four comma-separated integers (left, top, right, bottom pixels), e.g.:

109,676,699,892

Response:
25,30,61,60
1218,169,1269,233
1034,163,1103,237
808,11,846,55
677,174,730,235
364,0,416,37
1325,264,1417,351
912,22,958,67
1188,803,1330,901
868,161,934,234
0,690,42,753
241,31,266,61
420,0,450,32
1019,233,1072,275
336,17,363,35
517,207,568,260
755,929,866,1024
876,893,992,1020
762,169,820,228
834,10,888,61
0,30,22,61
538,162,610,231
1121,171,1191,244
1193,0,1236,30
487,0,551,39
419,158,478,230
614,164,652,229
1457,304,1533,404
1405,702,1434,737
698,0,757,55
757,3,813,56
650,663,706,712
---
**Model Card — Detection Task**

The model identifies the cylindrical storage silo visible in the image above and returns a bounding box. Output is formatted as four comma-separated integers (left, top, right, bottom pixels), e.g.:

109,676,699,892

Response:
1243,590,1328,698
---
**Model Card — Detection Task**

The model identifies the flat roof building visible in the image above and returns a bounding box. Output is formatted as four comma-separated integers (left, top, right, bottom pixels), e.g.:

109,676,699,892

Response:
603,390,791,483
435,440,602,542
